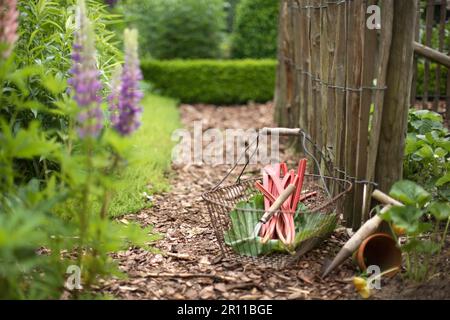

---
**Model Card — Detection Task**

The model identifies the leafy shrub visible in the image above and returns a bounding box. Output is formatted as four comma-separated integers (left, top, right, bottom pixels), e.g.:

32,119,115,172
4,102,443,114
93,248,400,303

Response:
123,0,225,59
404,109,450,200
5,0,123,183
231,0,279,58
225,0,241,33
381,180,450,282
17,0,122,91
141,59,277,104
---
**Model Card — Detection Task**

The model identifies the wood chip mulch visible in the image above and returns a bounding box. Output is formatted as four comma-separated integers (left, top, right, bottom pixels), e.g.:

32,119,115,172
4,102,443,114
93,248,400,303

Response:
98,102,448,300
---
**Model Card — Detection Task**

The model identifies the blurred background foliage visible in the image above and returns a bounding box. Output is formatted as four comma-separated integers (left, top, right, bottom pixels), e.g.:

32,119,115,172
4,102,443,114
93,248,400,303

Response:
116,0,279,60
121,0,226,59
109,0,280,105
230,0,279,59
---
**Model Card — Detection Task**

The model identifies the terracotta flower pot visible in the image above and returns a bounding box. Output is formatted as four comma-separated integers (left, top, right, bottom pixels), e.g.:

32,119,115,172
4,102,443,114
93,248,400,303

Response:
355,233,402,278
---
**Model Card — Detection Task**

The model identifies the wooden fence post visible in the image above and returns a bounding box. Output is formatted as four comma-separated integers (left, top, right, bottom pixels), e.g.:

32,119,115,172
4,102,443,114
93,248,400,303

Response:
434,0,447,111
365,0,394,221
423,0,434,109
374,0,418,193
352,0,378,230
274,0,290,127
410,5,420,107
343,0,364,227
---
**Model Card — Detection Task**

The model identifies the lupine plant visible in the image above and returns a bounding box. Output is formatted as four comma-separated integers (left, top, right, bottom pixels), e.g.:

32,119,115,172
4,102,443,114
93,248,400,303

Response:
0,0,18,58
109,28,143,136
105,0,119,8
0,0,159,299
69,0,105,139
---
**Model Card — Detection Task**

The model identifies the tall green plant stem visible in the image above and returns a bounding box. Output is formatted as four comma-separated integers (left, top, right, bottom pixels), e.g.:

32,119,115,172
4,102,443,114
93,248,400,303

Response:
439,218,450,254
99,153,120,220
78,138,94,266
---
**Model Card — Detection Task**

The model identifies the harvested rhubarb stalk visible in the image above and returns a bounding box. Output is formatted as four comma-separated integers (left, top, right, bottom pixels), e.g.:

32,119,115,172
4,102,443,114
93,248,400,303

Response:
255,159,316,245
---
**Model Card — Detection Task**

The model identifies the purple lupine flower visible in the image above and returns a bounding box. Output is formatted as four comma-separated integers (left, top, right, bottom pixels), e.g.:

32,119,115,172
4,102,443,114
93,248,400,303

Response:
109,29,143,136
68,0,104,138
0,0,19,58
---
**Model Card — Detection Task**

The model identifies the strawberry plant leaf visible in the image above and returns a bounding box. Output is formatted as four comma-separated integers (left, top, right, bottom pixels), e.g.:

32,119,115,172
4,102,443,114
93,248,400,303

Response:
389,180,431,207
436,173,450,187
381,205,423,234
428,202,450,221
402,239,440,254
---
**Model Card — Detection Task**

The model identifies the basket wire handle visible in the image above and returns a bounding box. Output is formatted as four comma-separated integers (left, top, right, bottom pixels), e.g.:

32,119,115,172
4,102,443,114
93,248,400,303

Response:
262,128,333,197
211,135,260,191
236,135,259,184
300,132,331,197
211,127,334,197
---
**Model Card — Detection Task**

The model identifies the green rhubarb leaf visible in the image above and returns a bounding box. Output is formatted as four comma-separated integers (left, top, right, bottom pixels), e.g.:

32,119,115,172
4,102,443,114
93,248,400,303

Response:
224,194,336,257
224,194,282,256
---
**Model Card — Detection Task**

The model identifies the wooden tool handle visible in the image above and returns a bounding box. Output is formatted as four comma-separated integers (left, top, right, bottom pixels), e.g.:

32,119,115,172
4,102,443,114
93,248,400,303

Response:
259,184,296,224
260,127,302,137
343,190,404,252
372,189,404,207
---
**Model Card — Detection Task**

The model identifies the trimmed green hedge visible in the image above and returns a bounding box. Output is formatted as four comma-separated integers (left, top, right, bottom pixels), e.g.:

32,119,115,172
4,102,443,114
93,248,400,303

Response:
141,59,277,104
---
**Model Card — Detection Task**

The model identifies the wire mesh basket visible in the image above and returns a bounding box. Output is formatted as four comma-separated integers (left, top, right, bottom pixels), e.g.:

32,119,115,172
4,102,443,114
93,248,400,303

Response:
202,128,353,269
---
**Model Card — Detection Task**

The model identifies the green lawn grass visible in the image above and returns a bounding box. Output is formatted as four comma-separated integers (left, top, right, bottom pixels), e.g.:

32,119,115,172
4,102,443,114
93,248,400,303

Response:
107,94,180,217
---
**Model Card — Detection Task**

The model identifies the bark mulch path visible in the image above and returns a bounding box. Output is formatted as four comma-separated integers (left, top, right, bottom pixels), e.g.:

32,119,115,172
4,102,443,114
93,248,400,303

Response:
99,102,449,300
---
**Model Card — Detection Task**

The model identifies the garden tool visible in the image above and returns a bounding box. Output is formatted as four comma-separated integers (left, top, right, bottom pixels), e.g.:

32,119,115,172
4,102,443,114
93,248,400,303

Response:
252,184,296,238
321,190,403,278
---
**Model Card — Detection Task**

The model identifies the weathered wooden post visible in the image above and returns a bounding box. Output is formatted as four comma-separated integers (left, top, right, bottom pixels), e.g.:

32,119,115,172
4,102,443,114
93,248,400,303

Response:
274,0,292,128
374,0,418,194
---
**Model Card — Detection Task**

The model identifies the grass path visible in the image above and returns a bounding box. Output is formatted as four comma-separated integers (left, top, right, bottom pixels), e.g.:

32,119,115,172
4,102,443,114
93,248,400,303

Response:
108,94,180,217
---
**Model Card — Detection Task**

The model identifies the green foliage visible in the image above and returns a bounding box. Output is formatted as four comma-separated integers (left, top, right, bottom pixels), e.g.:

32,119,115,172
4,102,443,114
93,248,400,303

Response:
231,0,279,58
0,178,72,299
142,59,277,104
414,12,450,98
381,180,450,282
123,0,225,59
107,94,181,217
404,109,450,201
